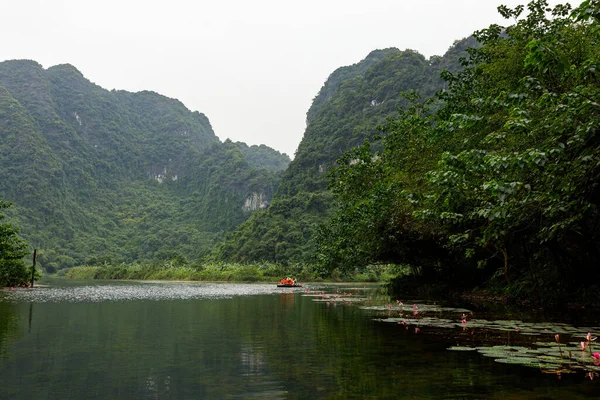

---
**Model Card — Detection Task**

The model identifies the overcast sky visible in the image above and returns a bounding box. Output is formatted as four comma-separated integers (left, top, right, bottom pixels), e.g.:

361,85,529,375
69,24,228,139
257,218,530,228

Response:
0,0,581,157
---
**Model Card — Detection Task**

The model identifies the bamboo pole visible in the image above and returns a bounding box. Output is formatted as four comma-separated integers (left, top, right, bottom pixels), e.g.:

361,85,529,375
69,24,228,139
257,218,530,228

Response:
30,249,37,288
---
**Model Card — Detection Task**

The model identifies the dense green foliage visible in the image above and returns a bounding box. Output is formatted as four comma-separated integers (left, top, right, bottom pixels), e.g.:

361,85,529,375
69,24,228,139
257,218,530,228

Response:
214,41,474,265
235,142,290,172
0,201,29,286
0,61,289,271
62,261,397,282
318,0,600,300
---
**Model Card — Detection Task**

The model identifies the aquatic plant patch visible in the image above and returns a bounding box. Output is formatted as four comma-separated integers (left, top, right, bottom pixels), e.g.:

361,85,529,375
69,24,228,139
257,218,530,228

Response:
309,287,600,375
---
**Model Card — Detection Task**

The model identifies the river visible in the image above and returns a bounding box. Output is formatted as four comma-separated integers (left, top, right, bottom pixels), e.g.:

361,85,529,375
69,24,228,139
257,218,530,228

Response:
0,279,599,399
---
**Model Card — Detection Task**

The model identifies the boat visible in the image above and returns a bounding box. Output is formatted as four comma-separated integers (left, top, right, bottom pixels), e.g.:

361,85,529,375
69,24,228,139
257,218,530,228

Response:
277,277,302,287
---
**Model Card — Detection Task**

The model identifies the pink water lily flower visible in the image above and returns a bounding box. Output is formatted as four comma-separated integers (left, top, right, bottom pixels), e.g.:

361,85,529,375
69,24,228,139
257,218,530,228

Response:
554,334,560,343
587,332,597,342
581,341,588,351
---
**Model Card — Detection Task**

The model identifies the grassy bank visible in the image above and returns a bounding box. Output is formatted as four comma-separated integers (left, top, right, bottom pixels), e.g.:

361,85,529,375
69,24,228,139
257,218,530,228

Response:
61,262,402,283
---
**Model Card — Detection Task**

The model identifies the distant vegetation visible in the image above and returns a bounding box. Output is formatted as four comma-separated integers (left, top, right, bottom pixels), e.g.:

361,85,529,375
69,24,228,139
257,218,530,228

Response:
0,61,289,272
62,261,399,283
235,142,290,172
0,201,28,287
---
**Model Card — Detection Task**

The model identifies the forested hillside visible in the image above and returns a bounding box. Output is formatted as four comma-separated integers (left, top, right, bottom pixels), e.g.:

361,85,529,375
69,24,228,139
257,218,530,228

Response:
212,38,476,265
318,0,600,300
0,60,289,271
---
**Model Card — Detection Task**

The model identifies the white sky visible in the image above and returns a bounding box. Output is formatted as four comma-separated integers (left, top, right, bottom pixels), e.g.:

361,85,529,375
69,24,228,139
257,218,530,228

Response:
0,0,581,157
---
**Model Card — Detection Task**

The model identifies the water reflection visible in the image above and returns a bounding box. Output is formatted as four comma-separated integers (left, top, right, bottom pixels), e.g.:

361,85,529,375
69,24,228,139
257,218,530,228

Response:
0,301,20,362
0,281,598,399
3,281,297,303
28,303,33,333
279,293,295,310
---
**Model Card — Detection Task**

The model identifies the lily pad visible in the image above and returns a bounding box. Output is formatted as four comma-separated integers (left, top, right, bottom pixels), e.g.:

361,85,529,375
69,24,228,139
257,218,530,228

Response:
494,357,542,366
447,346,478,351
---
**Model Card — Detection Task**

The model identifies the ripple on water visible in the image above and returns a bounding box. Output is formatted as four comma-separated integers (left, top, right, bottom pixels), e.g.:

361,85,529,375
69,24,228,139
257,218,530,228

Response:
0,283,293,303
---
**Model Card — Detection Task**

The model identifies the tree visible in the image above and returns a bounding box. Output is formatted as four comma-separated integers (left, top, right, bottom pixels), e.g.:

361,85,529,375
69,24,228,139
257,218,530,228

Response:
320,0,600,298
418,0,600,293
0,201,29,287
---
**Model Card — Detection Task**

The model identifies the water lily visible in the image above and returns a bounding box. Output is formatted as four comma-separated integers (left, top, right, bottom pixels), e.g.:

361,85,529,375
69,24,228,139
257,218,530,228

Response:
554,334,564,356
587,332,597,342
581,341,588,351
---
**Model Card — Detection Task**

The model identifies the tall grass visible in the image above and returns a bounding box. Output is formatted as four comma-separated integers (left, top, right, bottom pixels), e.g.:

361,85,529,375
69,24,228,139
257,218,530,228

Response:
62,261,402,282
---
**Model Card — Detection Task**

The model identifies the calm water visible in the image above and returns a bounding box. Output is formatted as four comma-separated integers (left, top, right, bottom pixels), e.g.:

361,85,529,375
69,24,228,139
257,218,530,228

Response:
1,279,599,399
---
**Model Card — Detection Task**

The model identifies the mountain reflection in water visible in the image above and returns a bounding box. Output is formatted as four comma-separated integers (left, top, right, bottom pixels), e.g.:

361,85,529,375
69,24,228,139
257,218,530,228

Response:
0,280,599,399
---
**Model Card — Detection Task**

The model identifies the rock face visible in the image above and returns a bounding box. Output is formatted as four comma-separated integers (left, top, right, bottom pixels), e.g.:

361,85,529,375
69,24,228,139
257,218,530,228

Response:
242,192,269,212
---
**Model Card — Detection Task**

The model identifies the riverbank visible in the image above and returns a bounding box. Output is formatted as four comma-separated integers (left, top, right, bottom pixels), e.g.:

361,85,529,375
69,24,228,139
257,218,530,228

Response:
386,274,600,309
60,262,400,283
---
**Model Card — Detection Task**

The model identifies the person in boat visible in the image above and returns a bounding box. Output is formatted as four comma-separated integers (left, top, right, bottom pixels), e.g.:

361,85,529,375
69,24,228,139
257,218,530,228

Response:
280,277,295,285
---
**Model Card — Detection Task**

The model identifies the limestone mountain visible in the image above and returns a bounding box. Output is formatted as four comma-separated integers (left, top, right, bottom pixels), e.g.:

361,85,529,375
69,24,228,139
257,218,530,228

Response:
0,60,289,270
213,38,476,265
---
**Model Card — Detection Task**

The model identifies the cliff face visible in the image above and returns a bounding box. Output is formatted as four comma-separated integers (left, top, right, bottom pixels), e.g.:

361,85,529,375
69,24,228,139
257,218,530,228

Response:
242,192,270,212
0,60,288,270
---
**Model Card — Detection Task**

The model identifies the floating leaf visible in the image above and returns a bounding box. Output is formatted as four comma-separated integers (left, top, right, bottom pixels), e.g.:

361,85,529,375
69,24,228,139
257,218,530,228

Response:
447,346,478,351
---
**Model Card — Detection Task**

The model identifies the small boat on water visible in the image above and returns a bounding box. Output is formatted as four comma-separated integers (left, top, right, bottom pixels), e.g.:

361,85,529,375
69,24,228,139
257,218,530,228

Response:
277,277,302,288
